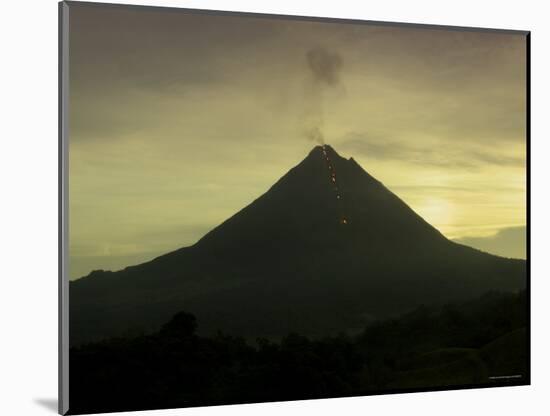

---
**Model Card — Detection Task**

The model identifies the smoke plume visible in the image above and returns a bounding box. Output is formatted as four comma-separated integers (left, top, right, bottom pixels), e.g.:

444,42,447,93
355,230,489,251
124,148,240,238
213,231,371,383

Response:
302,47,344,144
306,47,343,87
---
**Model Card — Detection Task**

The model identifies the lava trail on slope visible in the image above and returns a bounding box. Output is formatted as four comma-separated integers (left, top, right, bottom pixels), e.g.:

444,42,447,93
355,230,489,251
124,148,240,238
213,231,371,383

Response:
321,145,348,224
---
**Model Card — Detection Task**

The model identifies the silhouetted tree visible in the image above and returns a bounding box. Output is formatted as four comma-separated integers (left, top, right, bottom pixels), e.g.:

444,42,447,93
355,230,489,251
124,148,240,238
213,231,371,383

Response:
159,311,197,338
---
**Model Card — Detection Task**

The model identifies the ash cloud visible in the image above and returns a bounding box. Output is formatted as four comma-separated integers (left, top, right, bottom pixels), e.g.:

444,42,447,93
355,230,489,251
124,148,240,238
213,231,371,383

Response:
302,47,344,145
306,47,343,86
305,126,325,144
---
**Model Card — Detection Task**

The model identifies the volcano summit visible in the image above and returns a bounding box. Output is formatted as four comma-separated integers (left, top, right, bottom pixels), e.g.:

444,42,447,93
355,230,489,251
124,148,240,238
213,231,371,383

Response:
70,145,526,345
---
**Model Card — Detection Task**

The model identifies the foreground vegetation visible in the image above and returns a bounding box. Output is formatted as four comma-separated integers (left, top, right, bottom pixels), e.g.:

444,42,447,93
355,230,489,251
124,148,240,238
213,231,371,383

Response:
69,290,527,414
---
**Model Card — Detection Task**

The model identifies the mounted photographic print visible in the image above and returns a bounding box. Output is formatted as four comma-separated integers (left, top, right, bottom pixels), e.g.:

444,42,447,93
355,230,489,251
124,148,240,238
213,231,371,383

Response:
59,1,530,414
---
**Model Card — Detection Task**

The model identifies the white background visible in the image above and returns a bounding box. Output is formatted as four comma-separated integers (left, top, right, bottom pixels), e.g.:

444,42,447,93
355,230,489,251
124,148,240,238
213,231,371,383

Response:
1,0,548,415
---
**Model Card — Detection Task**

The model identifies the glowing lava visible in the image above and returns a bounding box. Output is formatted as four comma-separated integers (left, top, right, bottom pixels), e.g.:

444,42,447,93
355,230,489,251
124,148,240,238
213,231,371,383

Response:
321,145,348,225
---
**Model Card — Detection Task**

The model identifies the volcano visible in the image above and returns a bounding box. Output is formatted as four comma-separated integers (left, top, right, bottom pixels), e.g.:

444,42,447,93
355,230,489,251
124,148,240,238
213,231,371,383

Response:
70,145,526,345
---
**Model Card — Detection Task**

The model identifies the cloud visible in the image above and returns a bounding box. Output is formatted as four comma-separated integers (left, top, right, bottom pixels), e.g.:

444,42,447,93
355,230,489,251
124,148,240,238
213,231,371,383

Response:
339,133,525,169
454,226,526,259
70,223,213,280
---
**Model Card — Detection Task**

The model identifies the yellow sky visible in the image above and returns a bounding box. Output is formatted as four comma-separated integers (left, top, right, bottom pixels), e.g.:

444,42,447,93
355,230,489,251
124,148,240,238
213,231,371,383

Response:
68,4,527,279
